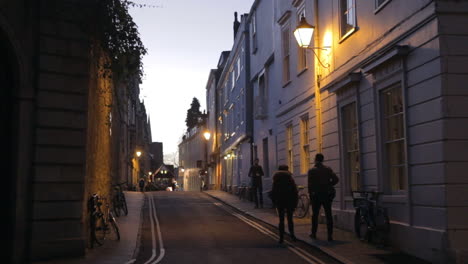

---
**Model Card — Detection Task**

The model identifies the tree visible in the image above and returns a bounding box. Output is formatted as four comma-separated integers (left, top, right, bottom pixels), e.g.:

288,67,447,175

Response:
185,97,202,131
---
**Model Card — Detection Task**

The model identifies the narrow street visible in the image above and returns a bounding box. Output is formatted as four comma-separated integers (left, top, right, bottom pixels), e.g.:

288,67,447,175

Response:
134,192,340,264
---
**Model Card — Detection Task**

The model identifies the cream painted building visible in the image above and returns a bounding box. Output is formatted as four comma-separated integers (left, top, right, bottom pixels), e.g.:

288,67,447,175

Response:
245,0,467,262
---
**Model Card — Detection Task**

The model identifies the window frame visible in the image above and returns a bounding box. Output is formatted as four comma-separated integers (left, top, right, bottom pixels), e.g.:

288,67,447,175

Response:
300,115,310,175
339,101,361,195
374,0,391,14
339,0,358,42
281,23,291,86
251,12,258,53
379,83,407,193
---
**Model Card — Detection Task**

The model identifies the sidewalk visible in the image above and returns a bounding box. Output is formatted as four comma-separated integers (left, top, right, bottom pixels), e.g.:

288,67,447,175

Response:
34,191,144,264
205,190,429,264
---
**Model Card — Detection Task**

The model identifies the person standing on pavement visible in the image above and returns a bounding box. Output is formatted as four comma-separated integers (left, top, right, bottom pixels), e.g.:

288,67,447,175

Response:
248,158,265,208
308,153,339,242
271,165,298,244
138,178,145,193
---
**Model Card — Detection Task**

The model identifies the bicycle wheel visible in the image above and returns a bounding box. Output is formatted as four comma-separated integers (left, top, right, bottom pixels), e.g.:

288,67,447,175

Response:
121,194,128,216
113,196,121,217
238,188,243,200
355,209,370,242
294,195,308,218
91,213,106,246
107,213,120,241
373,208,390,246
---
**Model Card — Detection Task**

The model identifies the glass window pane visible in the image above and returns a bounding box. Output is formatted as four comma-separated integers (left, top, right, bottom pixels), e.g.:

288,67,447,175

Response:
341,102,360,193
386,114,404,141
390,166,406,191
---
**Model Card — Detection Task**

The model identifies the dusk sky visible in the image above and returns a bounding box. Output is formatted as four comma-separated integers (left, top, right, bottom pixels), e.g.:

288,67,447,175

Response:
129,0,254,163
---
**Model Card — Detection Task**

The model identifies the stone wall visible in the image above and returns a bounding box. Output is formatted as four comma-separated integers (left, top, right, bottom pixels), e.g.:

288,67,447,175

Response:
30,0,92,260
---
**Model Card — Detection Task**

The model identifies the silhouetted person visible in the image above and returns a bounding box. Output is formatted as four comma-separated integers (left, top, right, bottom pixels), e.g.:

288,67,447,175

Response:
271,165,298,244
139,178,145,192
308,153,339,242
248,158,264,208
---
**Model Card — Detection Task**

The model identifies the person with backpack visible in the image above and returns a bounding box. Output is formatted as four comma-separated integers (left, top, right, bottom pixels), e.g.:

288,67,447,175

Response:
308,153,339,242
271,165,298,244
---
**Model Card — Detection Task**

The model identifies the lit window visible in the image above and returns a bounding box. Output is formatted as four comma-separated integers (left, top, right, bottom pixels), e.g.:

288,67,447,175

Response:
341,102,360,193
340,0,356,39
300,116,310,174
381,84,406,191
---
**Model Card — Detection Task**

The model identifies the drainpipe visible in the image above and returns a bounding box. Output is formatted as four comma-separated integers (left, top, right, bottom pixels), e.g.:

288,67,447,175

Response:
313,0,323,153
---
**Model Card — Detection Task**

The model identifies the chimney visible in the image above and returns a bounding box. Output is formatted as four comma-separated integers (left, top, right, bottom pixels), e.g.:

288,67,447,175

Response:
233,12,240,39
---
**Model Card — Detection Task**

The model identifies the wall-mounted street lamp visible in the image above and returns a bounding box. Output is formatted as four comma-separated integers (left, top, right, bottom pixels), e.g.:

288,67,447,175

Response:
149,172,152,176
203,131,211,141
136,151,142,157
294,16,330,68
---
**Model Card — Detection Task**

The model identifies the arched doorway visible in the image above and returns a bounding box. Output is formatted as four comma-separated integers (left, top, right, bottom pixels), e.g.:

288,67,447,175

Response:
1,30,18,264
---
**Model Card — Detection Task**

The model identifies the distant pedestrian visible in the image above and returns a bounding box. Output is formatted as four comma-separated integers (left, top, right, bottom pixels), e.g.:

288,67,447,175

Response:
138,178,145,193
271,165,298,244
171,179,177,191
248,158,264,208
308,153,339,242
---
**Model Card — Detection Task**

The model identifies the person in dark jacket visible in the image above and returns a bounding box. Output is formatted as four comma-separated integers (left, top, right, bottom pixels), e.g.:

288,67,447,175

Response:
138,178,145,193
308,153,339,241
271,165,298,243
248,158,264,208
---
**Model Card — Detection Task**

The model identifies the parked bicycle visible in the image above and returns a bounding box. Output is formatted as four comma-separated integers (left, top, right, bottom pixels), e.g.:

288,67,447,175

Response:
112,182,128,217
236,183,250,201
294,185,310,218
352,191,390,246
90,194,120,247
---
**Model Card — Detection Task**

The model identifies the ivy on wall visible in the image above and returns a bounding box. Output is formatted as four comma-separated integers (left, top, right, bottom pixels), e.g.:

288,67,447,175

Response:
91,0,148,82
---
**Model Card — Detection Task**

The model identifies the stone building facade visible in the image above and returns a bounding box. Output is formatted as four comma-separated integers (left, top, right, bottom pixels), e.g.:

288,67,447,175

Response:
2,1,150,262
201,0,468,262
217,12,254,193
178,125,209,192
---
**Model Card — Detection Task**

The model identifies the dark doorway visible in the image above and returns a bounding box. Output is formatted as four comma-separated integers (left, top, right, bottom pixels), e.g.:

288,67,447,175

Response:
1,31,17,264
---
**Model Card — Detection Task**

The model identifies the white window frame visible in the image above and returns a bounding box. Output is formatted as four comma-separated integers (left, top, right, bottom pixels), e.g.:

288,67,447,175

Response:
281,23,291,86
300,115,310,174
339,0,357,41
251,12,258,53
340,101,361,194
374,0,391,13
380,83,407,193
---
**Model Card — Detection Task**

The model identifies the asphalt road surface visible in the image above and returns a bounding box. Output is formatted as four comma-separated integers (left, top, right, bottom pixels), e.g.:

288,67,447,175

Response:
133,191,341,264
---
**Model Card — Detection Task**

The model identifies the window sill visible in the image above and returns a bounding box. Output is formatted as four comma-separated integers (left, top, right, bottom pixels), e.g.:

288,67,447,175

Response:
374,0,392,14
297,67,308,77
339,27,358,44
381,194,407,204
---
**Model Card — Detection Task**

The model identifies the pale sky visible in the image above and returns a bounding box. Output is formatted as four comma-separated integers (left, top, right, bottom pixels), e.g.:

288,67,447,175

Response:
129,0,254,164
